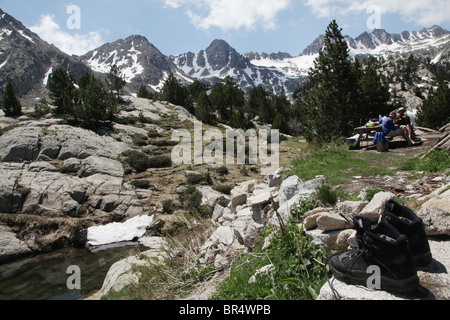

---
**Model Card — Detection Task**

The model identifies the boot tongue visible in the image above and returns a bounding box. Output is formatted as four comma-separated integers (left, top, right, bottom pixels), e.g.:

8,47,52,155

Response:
353,216,372,237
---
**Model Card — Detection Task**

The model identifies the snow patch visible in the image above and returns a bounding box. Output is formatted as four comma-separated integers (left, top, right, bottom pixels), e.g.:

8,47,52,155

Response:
0,56,8,69
43,67,53,86
87,215,155,247
85,45,144,82
18,30,34,43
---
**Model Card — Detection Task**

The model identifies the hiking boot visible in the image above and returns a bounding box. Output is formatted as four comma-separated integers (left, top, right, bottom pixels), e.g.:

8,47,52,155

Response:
328,216,420,293
382,200,432,267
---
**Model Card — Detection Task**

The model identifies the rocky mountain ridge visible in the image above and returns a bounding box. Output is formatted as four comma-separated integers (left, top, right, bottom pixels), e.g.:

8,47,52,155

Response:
247,26,450,84
79,35,190,93
1,8,449,105
0,9,91,108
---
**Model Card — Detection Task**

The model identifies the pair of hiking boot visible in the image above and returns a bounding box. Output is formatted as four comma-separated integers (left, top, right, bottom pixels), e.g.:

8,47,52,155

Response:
328,200,432,294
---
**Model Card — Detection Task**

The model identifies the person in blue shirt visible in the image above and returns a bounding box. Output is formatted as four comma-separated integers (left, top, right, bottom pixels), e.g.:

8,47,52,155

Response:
382,112,416,146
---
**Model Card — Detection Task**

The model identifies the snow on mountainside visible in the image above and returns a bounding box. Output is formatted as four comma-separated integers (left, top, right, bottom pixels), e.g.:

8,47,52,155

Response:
80,35,191,93
246,26,450,83
0,9,90,108
1,6,449,103
170,39,306,95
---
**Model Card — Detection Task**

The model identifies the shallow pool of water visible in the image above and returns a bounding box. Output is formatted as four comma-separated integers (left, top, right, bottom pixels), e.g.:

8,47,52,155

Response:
0,244,140,300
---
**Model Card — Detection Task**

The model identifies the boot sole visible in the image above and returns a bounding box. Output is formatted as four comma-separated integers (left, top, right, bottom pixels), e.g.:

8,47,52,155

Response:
330,263,420,294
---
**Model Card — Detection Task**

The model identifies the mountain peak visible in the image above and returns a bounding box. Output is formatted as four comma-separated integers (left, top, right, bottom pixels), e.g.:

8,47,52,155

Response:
124,34,151,45
206,39,234,51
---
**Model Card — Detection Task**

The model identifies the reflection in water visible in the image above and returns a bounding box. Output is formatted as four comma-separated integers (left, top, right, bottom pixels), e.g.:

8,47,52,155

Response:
0,244,140,300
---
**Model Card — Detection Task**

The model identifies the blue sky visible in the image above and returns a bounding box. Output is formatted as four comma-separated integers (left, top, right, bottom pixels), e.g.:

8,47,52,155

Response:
1,0,450,56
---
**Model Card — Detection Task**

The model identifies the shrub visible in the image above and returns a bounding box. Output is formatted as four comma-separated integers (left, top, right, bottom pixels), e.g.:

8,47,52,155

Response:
185,172,204,185
147,130,162,138
215,166,229,176
147,155,172,168
132,134,148,146
151,139,178,147
178,185,206,215
131,180,151,189
213,185,233,195
313,184,338,206
122,151,172,173
162,199,177,214
123,150,151,173
59,164,79,175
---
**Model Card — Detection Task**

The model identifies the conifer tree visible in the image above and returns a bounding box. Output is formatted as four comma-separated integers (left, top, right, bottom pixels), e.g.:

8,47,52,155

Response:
417,82,450,129
272,112,290,135
195,91,216,125
48,68,78,118
209,76,245,123
299,20,359,143
106,64,126,101
77,75,116,129
353,59,390,121
160,73,193,112
248,86,273,123
138,85,153,99
2,81,22,117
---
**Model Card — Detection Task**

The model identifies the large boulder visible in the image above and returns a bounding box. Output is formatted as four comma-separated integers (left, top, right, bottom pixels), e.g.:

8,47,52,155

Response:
272,175,326,225
0,127,42,162
0,125,131,163
418,188,450,236
197,187,230,208
0,225,33,264
358,191,395,222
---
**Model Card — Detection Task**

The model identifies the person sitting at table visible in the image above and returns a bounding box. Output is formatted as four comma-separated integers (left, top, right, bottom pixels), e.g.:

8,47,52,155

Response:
395,107,420,142
382,112,417,146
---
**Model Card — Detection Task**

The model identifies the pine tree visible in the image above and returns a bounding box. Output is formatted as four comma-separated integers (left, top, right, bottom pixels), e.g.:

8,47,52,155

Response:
299,20,359,143
138,85,153,99
209,76,245,124
160,73,193,112
106,65,126,101
354,59,390,121
272,112,290,135
77,75,116,129
417,82,450,129
188,80,207,102
48,68,78,118
248,86,273,123
195,91,216,125
2,81,22,117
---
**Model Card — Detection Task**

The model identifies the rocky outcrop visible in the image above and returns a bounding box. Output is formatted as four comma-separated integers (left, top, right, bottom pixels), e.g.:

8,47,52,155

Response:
0,125,130,163
418,188,450,236
0,225,33,264
95,166,450,300
0,121,152,264
98,236,170,298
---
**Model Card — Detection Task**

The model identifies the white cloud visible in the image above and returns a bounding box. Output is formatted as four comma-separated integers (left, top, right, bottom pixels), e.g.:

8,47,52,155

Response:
163,0,292,31
30,14,105,56
303,0,450,26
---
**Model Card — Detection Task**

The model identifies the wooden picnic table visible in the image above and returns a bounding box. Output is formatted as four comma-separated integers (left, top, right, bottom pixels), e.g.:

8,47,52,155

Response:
347,124,383,149
353,124,383,136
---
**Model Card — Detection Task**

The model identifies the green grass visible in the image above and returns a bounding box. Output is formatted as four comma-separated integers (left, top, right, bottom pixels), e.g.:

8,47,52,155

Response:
288,145,426,186
399,149,450,173
212,199,328,300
